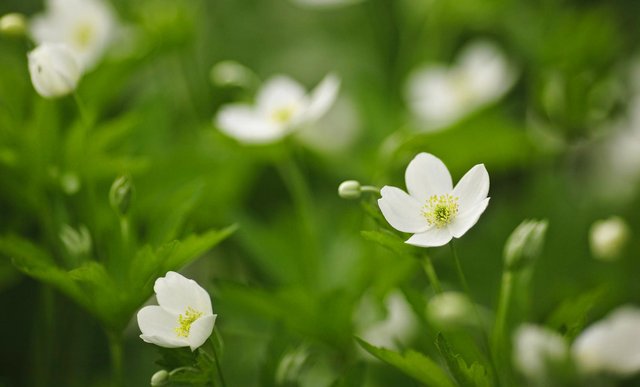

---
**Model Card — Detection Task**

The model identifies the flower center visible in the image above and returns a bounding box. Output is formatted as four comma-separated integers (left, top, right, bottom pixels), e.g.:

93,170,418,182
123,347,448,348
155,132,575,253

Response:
74,23,95,49
422,194,459,228
175,307,203,338
271,105,296,124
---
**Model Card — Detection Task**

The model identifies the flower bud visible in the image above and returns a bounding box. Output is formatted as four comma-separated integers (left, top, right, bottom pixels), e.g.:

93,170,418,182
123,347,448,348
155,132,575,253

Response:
427,291,476,330
28,43,81,99
0,13,26,37
209,60,254,88
109,175,134,216
504,219,548,271
589,216,629,261
150,370,170,386
59,224,92,257
338,180,361,199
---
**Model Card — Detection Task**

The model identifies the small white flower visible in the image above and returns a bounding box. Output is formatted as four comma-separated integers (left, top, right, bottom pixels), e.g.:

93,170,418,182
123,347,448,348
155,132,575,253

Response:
513,324,569,382
28,43,81,98
378,153,490,247
589,216,630,261
215,73,340,145
355,291,418,350
406,40,515,130
30,0,118,71
573,306,640,376
137,271,217,351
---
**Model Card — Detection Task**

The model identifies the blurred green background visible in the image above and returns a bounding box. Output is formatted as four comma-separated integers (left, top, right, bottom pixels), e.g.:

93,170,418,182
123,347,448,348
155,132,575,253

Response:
1,0,640,386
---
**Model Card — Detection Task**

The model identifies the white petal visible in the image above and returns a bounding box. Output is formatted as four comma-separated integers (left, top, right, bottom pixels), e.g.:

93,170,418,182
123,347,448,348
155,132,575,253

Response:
573,306,640,376
405,153,453,202
215,104,285,144
406,66,464,127
513,324,568,381
28,43,81,98
405,227,452,247
187,314,217,351
305,73,340,122
452,164,490,212
458,40,515,104
448,198,490,238
256,75,307,115
154,271,213,316
137,306,187,348
378,186,429,233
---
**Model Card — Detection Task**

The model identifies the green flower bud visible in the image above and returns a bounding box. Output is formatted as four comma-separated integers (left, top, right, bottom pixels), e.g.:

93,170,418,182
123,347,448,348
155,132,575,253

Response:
589,216,630,261
109,175,134,216
504,219,548,271
338,180,361,199
0,13,26,37
210,60,255,88
150,370,170,386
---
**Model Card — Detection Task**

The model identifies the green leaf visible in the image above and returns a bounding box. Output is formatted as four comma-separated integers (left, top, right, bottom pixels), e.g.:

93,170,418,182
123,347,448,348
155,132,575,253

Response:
435,334,492,387
546,286,608,341
356,338,456,387
361,229,415,258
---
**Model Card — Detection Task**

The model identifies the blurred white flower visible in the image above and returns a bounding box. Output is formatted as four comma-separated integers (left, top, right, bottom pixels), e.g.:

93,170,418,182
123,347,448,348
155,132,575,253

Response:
137,271,217,351
573,306,640,376
378,153,490,247
59,224,91,257
513,324,569,383
28,43,81,98
215,73,340,145
589,216,630,261
30,0,119,71
427,291,476,330
356,291,418,350
406,40,516,130
0,13,27,37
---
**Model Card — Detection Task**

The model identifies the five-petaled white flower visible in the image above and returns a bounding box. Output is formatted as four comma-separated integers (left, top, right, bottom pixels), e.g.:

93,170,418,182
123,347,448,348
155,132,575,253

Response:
137,271,217,351
28,43,82,98
215,73,340,144
406,40,515,130
378,153,490,247
30,0,119,71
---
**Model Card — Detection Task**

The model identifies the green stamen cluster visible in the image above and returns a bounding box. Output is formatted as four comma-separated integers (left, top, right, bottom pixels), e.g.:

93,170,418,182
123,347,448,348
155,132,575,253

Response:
423,194,459,228
175,307,203,338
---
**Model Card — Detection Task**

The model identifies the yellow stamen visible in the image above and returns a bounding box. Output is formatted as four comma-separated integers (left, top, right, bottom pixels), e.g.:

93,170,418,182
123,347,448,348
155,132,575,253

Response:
271,106,295,124
175,307,203,338
74,23,95,49
422,194,459,228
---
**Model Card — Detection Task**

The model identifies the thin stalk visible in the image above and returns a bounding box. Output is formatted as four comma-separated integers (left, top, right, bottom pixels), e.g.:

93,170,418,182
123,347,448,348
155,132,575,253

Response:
492,270,514,351
208,337,227,387
360,185,381,195
72,92,89,126
119,216,130,254
421,254,442,294
107,331,123,387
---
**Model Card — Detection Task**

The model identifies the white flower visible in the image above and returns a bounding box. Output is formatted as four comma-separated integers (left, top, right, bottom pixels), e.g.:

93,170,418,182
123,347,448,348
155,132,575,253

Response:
28,43,81,98
572,306,640,376
137,271,217,351
589,216,630,261
215,73,340,145
427,291,476,330
30,0,118,71
513,324,569,382
406,40,515,130
355,291,418,350
378,153,490,247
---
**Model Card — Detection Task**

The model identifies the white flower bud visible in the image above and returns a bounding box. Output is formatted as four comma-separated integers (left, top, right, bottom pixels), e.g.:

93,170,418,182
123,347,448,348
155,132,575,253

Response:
210,60,254,88
338,180,361,199
109,175,134,216
504,219,548,271
427,291,476,330
150,370,169,386
589,216,629,261
0,13,27,36
28,43,81,98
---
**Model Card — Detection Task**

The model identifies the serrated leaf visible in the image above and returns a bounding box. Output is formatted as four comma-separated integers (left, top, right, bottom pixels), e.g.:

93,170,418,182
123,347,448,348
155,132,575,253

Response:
356,338,456,387
361,229,415,258
435,334,492,387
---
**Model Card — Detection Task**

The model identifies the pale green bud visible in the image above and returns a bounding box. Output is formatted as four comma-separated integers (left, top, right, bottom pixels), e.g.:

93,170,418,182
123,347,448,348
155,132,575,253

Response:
338,180,361,199
427,291,476,330
109,175,134,216
150,370,169,386
59,224,92,257
0,13,26,37
589,216,629,261
504,219,548,271
210,60,254,88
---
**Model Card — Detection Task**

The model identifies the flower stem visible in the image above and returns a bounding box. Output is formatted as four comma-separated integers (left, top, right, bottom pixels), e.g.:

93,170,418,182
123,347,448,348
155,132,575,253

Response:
208,336,227,387
492,269,514,351
449,241,471,296
421,254,442,294
360,185,381,195
72,91,89,126
107,330,123,387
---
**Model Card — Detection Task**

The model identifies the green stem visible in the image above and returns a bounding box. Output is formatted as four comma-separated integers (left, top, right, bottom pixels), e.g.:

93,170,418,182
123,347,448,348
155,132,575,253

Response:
208,337,227,387
449,241,471,296
421,254,442,294
107,331,123,387
72,92,89,125
492,270,514,350
119,216,130,253
361,185,381,195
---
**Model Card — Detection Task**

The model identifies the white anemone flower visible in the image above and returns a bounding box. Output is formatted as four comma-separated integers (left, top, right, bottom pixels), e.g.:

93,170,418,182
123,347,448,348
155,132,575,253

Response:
378,153,490,247
137,271,217,351
28,43,81,98
30,0,118,71
215,73,340,145
572,306,640,376
513,324,569,383
406,40,516,130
